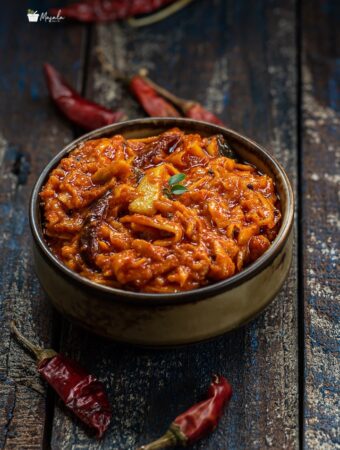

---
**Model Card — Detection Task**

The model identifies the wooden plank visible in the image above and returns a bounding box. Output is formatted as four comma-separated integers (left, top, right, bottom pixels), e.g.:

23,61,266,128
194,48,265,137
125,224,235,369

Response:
301,0,340,447
0,1,86,447
51,1,299,449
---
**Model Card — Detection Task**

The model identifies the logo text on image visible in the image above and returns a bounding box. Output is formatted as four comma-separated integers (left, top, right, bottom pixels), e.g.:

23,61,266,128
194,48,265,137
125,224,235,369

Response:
27,9,64,23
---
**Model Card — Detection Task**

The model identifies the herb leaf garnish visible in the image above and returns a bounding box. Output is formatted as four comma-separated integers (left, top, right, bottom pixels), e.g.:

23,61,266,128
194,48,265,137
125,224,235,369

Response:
164,174,188,198
168,173,186,186
171,185,187,195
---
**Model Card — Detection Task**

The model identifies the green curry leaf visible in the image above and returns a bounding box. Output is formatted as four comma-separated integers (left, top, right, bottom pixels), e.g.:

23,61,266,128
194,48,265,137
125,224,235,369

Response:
168,173,186,186
164,173,188,198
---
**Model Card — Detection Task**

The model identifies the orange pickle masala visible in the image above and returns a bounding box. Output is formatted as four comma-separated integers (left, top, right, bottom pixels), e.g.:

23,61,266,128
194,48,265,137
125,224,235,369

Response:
40,128,281,293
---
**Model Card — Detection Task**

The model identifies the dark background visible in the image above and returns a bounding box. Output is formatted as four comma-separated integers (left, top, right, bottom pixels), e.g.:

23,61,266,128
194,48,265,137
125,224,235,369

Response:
0,0,339,448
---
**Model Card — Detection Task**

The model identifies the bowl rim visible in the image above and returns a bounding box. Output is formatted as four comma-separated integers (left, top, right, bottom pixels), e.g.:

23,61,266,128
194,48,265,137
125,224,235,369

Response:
29,117,294,306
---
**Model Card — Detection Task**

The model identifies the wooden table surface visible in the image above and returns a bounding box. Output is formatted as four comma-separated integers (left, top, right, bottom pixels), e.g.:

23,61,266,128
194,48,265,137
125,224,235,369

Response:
0,1,339,449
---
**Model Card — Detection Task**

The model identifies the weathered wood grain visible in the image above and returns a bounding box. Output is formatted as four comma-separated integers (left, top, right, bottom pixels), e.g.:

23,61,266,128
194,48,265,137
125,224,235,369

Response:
0,1,86,447
51,1,299,449
301,0,340,448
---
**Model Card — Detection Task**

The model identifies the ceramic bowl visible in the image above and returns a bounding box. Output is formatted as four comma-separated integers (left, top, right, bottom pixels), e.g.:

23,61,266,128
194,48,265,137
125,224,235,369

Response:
30,118,294,346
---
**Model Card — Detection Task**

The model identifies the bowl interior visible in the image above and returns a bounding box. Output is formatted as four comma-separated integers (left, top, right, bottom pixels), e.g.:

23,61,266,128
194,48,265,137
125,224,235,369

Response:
30,118,294,304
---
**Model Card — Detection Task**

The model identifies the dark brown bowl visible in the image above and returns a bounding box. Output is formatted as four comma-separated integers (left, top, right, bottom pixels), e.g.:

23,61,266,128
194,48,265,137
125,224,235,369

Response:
30,118,294,346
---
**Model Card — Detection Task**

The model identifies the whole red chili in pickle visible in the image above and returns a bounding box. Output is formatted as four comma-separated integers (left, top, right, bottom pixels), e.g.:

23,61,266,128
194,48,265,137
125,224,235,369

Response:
138,72,225,126
44,63,124,131
138,375,232,449
10,321,111,438
49,0,177,23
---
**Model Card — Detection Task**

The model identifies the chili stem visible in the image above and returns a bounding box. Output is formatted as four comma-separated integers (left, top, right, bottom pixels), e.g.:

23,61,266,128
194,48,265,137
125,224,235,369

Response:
127,0,194,28
11,321,43,358
10,321,57,363
96,49,185,111
138,70,192,112
137,430,177,450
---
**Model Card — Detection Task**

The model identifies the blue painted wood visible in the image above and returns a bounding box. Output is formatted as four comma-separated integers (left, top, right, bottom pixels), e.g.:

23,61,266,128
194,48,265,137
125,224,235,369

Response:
301,0,340,448
8,0,340,447
0,1,86,447
51,1,299,449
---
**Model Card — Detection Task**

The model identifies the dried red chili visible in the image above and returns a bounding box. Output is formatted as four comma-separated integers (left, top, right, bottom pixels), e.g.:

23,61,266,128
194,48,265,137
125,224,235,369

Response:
44,63,124,131
130,75,181,118
95,49,180,118
139,73,225,126
96,48,223,124
11,321,111,438
183,102,224,125
50,0,177,23
138,375,232,449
